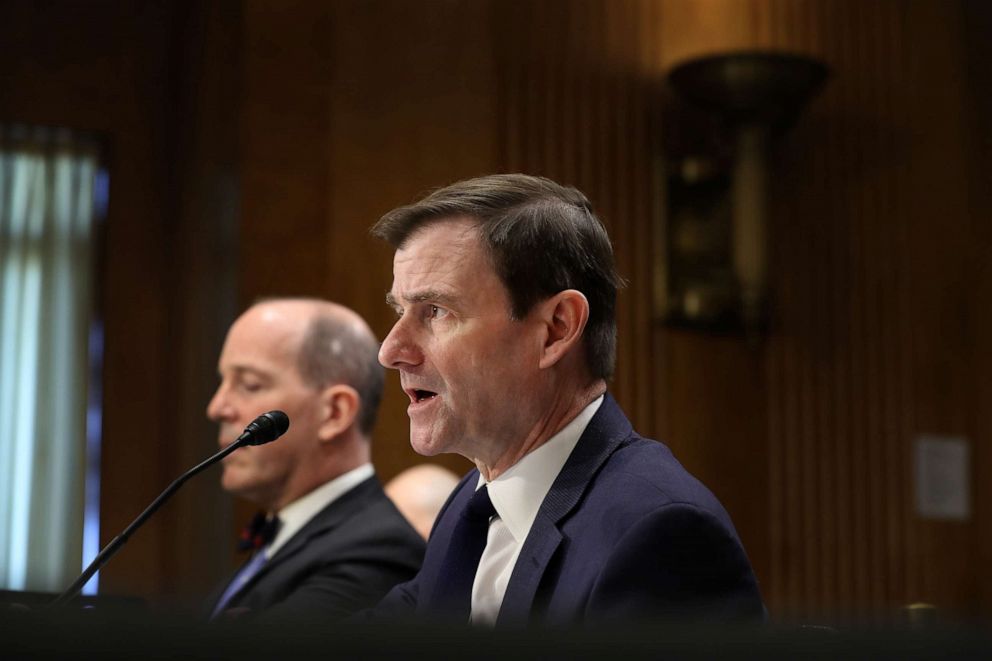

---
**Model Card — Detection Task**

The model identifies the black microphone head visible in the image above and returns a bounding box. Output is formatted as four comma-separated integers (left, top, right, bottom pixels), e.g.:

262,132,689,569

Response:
240,410,290,446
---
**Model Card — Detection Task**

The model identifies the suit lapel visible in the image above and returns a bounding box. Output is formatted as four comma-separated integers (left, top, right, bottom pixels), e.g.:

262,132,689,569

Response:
232,477,380,599
496,394,632,626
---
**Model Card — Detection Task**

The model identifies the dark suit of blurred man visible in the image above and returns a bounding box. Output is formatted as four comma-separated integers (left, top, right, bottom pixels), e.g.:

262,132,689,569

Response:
205,298,424,620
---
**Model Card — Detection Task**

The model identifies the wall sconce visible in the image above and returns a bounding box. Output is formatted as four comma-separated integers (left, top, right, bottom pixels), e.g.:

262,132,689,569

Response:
659,51,829,335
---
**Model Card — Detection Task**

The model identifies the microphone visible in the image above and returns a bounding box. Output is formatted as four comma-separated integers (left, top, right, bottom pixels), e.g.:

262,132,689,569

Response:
50,410,290,608
237,410,289,446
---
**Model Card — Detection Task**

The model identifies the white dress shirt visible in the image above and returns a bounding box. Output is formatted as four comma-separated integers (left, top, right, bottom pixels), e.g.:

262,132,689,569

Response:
264,463,375,559
470,396,603,625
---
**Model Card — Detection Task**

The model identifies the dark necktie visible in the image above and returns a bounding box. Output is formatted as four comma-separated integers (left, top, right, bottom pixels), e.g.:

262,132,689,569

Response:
211,513,281,618
428,485,496,619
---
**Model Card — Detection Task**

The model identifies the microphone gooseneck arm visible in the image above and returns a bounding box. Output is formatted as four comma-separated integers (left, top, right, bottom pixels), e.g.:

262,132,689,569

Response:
50,410,289,608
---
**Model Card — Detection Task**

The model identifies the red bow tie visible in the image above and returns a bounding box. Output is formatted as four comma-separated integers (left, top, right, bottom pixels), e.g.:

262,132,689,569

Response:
237,512,281,552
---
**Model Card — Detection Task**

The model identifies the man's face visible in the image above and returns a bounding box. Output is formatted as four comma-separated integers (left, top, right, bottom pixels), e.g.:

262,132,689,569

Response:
206,305,323,508
379,218,545,463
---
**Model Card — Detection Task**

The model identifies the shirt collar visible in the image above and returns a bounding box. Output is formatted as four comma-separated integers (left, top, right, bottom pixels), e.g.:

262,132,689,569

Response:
479,396,603,543
265,463,375,558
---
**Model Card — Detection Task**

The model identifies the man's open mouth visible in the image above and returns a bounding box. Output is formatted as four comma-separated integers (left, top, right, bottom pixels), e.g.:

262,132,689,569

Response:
413,389,438,403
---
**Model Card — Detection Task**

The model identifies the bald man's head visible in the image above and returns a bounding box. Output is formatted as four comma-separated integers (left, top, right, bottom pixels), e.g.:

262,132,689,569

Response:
385,464,461,540
207,298,384,509
289,299,385,436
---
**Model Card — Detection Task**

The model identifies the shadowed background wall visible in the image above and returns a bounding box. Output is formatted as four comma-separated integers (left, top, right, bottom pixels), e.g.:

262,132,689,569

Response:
0,0,989,623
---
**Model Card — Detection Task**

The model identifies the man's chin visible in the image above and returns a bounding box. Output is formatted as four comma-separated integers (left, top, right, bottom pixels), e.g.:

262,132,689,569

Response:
220,468,249,495
409,431,446,457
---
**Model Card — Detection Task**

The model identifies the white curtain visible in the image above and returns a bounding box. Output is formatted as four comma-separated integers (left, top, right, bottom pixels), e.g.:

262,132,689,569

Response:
0,125,99,592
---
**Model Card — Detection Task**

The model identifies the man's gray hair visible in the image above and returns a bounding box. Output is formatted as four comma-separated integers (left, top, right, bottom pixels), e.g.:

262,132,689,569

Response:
297,313,384,436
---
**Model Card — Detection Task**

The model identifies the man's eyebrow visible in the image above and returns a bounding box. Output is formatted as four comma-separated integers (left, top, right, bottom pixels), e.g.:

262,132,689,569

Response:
385,290,459,308
224,365,272,380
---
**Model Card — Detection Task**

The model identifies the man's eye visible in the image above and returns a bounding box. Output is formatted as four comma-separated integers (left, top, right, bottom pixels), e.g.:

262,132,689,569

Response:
240,382,263,393
429,305,448,320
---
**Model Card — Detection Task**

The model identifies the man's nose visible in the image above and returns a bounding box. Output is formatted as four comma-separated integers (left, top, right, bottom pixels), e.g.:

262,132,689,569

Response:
206,383,229,422
379,320,422,370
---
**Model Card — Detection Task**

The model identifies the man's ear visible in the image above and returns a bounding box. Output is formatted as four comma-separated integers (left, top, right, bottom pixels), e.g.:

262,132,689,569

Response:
317,384,360,442
538,289,589,369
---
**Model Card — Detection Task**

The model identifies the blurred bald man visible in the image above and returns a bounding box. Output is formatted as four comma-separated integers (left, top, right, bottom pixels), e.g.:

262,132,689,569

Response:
205,298,424,620
385,464,461,540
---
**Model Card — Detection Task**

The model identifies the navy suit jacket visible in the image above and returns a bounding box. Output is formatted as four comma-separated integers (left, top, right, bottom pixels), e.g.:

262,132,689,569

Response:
371,394,764,626
208,476,425,621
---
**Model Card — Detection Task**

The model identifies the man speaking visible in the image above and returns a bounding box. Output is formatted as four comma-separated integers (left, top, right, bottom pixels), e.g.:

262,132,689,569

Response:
368,174,764,626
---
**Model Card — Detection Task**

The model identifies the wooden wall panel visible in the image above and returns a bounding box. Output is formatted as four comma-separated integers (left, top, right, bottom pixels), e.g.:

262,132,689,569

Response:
495,0,662,436
240,0,335,303
963,0,992,617
762,0,979,620
651,0,987,621
323,0,499,481
157,0,243,604
239,0,500,486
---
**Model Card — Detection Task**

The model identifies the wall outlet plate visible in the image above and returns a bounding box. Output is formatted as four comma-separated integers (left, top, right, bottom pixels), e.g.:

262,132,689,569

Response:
915,434,970,521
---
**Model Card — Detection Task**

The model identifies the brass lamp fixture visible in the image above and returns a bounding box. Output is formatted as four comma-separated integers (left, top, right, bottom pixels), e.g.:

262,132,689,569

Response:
661,51,829,334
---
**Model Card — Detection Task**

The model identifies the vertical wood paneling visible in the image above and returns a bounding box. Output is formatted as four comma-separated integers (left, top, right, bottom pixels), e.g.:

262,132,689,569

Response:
495,0,660,437
157,0,242,602
962,0,992,615
322,0,500,482
742,0,980,620
240,0,333,303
